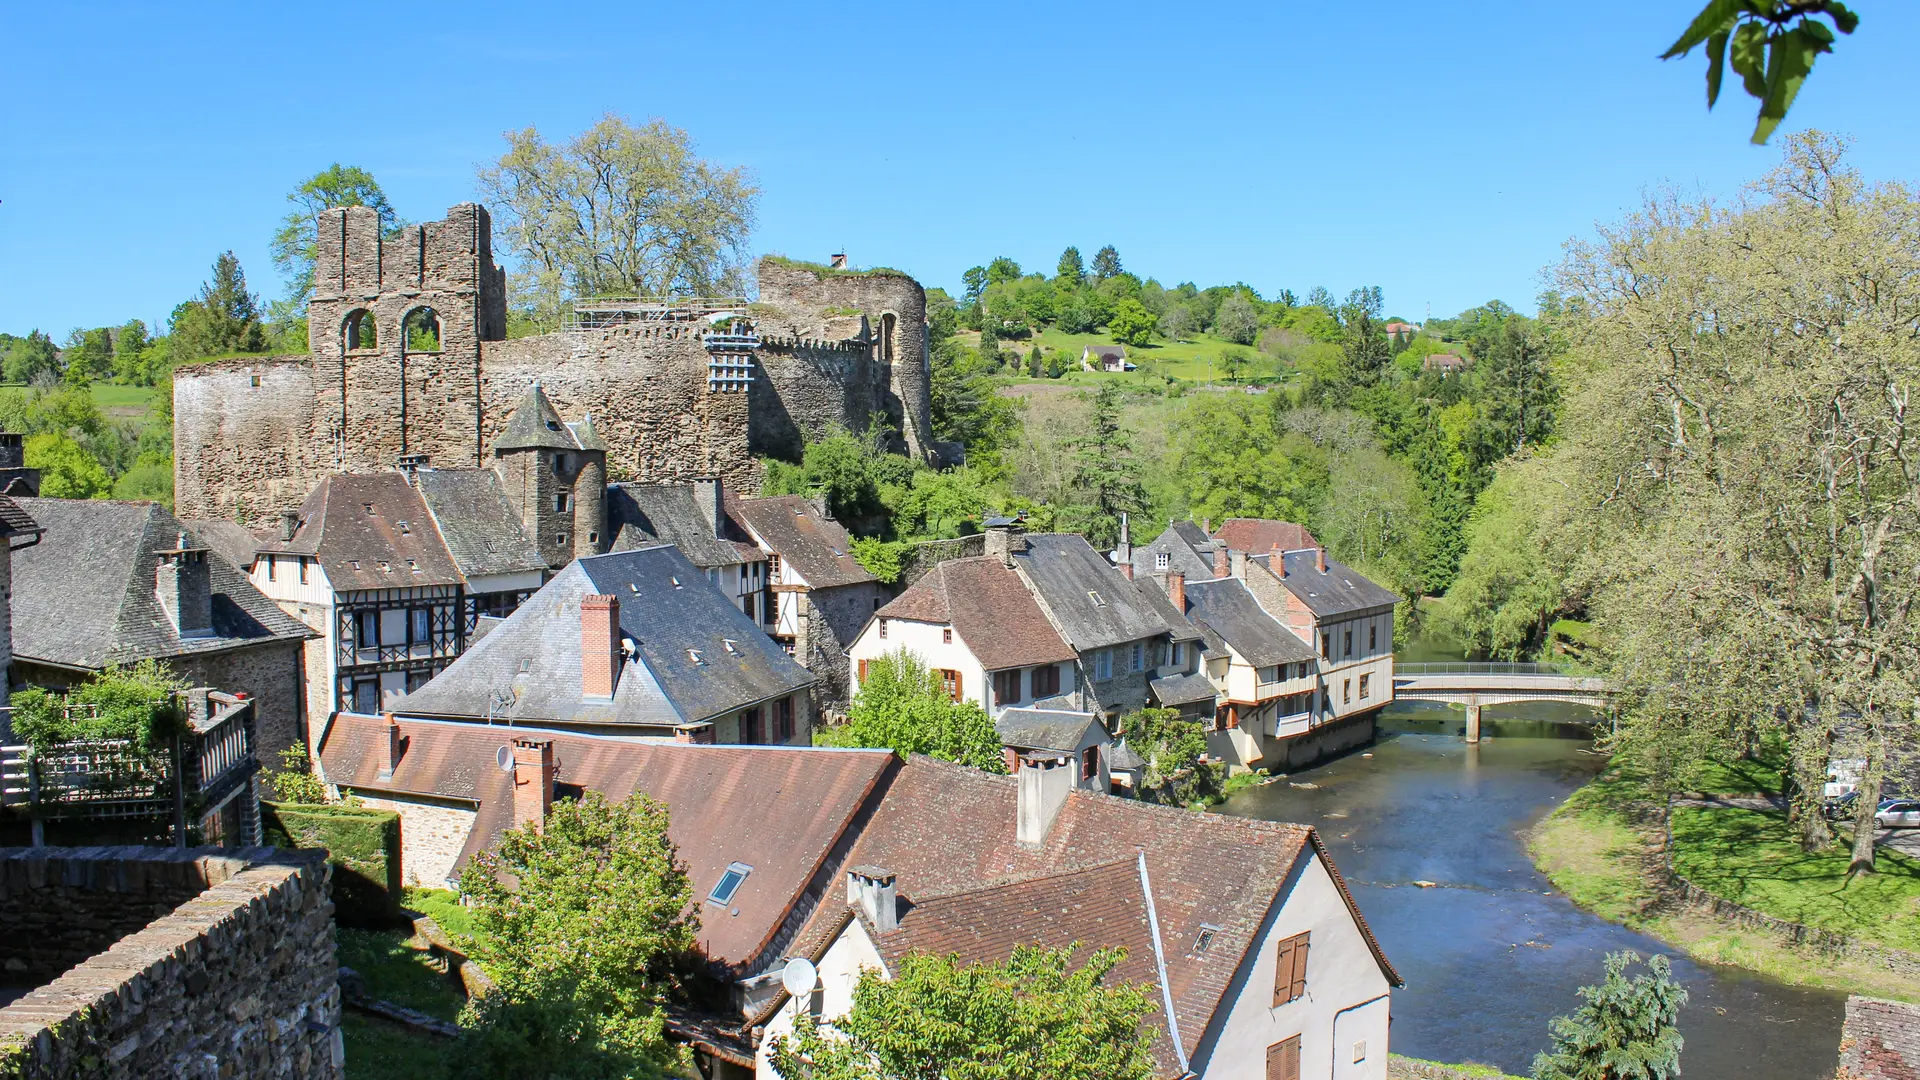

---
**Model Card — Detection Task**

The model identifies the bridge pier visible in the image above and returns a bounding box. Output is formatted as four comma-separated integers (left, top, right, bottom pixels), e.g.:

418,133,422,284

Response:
1465,703,1482,744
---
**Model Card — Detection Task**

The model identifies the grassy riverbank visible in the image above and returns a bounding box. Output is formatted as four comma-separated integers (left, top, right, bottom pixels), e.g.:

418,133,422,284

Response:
1529,756,1920,1001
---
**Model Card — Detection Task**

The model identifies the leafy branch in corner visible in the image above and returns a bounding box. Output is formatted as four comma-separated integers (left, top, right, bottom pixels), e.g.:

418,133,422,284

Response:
1662,1,1859,144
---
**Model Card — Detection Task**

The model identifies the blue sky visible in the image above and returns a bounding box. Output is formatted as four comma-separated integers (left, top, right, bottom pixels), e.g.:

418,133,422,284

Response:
2,1,1913,335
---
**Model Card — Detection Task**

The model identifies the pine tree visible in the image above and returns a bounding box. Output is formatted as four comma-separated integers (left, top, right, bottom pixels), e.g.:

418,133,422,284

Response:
1066,383,1147,549
1532,952,1687,1080
169,252,267,361
1056,245,1085,285
1092,245,1123,281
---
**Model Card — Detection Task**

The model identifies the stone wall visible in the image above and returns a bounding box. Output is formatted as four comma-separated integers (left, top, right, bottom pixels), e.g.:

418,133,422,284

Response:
0,846,340,1080
894,534,986,589
801,582,888,713
353,794,477,890
173,640,308,765
1839,995,1920,1079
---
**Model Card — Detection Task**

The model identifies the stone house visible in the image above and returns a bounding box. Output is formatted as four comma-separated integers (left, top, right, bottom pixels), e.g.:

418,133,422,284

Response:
1120,516,1222,581
608,478,765,619
0,494,41,714
728,494,888,709
395,545,816,744
9,498,313,759
1245,548,1398,728
1179,575,1319,771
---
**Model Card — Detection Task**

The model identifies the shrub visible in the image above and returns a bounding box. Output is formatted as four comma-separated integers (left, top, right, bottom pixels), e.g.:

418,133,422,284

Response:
263,801,403,926
10,661,188,752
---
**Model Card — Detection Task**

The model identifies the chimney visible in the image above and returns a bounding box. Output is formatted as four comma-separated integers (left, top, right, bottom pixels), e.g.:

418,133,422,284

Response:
511,737,555,830
0,432,22,470
1317,546,1328,573
1119,562,1134,580
156,535,214,639
1202,517,1211,534
1273,543,1287,578
984,519,1029,568
581,595,621,700
830,253,848,270
1166,571,1186,612
395,452,430,481
1212,545,1229,579
378,713,401,779
1230,549,1248,579
278,510,300,542
674,721,715,744
1016,751,1074,845
1116,512,1132,564
691,477,724,539
846,866,898,931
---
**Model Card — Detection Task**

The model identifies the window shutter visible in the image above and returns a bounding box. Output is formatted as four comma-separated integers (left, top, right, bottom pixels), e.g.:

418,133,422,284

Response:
1266,1036,1301,1080
1290,933,1310,1001
1272,937,1294,1006
858,659,868,683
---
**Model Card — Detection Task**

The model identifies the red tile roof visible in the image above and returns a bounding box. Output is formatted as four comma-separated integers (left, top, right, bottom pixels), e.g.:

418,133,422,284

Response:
316,712,893,971
875,556,1076,670
1210,518,1319,557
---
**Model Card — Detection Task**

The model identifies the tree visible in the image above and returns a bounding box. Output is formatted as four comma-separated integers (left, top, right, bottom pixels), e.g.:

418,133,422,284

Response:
984,256,1022,286
1064,383,1148,549
1213,293,1261,345
1336,286,1389,388
4,330,58,385
1160,304,1196,342
1662,1,1859,144
111,320,150,384
1219,346,1252,384
1435,453,1571,660
61,328,113,386
1091,245,1122,281
961,266,988,306
1531,952,1686,1080
455,790,695,1080
25,433,111,499
821,648,1006,771
1107,298,1157,347
478,114,758,322
765,944,1158,1080
269,164,397,304
1055,246,1085,285
169,252,267,361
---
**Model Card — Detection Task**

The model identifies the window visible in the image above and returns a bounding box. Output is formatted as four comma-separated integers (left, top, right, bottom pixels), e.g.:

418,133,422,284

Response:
555,532,568,548
768,553,783,580
738,707,762,744
1155,551,1170,571
1344,628,1353,658
396,519,411,535
249,374,261,388
1353,1040,1368,1064
1031,665,1061,698
352,680,378,714
1081,745,1099,780
1258,665,1279,684
943,627,953,644
1088,590,1105,607
1192,924,1220,954
1320,634,1330,660
1273,931,1310,1005
299,557,309,584
706,862,752,906
1359,673,1371,700
773,697,795,742
266,556,276,582
1343,678,1352,704
993,669,1023,706
1130,642,1143,671
878,618,888,640
1266,1035,1301,1080
1094,649,1113,681
555,492,572,513
553,453,569,475
410,608,430,646
1369,624,1377,651
937,669,963,702
1171,642,1184,667
357,610,381,648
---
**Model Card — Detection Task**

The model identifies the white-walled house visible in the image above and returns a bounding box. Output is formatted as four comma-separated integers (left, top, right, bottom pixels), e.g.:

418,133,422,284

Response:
1245,549,1398,727
1181,575,1321,771
749,755,1402,1080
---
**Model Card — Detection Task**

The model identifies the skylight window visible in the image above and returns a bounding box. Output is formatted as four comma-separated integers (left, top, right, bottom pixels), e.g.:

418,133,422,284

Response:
397,520,411,534
707,862,752,907
688,649,704,664
519,659,532,673
1192,924,1221,954
1088,591,1105,607
671,576,683,589
722,639,739,654
628,582,639,593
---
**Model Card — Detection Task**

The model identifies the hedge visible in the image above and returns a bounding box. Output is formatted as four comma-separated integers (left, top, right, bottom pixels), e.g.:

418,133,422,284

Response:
262,800,402,926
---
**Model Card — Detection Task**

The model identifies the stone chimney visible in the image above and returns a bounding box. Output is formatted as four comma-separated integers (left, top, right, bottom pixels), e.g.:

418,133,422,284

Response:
691,477,724,539
378,713,401,779
1116,512,1132,565
0,433,22,471
1317,546,1328,573
156,534,214,639
984,520,1029,568
1230,549,1248,579
830,253,848,270
1212,545,1229,579
674,720,715,744
1166,570,1186,612
511,737,555,830
581,594,621,700
1016,751,1074,845
846,865,898,931
278,510,300,542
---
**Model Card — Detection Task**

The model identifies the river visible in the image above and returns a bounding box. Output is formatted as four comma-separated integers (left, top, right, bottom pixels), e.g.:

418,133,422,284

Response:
1217,696,1847,1078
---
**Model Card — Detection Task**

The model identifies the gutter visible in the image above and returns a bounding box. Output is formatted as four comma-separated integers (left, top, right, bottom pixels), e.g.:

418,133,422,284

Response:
1137,851,1190,1076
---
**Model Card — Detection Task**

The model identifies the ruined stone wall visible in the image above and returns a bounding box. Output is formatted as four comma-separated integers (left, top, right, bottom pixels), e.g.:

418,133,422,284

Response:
751,338,900,459
0,847,340,1080
173,358,325,524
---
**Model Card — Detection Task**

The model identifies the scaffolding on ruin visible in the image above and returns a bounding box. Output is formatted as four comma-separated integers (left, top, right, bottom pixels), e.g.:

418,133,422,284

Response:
564,296,751,330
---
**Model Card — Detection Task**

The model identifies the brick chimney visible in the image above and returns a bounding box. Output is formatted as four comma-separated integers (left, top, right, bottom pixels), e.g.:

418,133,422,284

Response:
1119,562,1134,580
1317,546,1328,573
581,594,620,700
378,713,402,778
690,477,724,539
1016,751,1074,845
1212,545,1228,579
846,865,898,931
674,721,715,744
1166,570,1185,612
1273,543,1287,578
830,253,848,270
511,737,555,830
156,534,214,639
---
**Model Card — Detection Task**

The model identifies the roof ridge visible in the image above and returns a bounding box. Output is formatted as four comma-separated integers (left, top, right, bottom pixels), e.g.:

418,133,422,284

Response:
901,855,1142,906
106,504,168,659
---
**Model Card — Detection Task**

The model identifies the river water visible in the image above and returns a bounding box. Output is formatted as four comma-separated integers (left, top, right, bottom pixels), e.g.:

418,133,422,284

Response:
1217,697,1847,1078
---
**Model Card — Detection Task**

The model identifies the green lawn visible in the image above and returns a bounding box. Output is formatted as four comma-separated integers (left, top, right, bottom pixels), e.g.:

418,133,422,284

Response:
1669,806,1920,952
336,928,466,1022
342,1013,451,1080
0,382,157,418
960,327,1290,384
404,887,474,940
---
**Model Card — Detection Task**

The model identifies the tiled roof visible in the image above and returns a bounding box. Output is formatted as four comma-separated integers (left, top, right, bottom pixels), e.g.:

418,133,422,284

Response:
993,708,1103,753
1211,519,1319,557
317,712,892,970
875,557,1076,671
398,546,814,727
180,517,259,571
784,756,1399,1068
411,468,547,580
255,473,465,592
607,484,756,570
1182,578,1317,666
11,498,311,669
0,494,38,538
1148,672,1217,707
1016,534,1171,651
490,382,581,453
1275,550,1401,618
729,496,874,589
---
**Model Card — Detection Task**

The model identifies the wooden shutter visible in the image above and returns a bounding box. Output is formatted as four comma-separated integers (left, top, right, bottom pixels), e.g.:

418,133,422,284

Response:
1290,933,1310,1001
1266,1036,1301,1080
1273,931,1310,1005
858,659,868,683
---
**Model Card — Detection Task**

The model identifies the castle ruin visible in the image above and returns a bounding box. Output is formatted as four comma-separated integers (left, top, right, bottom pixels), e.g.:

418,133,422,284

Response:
173,203,945,524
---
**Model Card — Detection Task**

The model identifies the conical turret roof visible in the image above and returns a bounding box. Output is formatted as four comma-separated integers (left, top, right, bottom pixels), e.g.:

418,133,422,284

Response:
491,381,578,454
567,412,609,453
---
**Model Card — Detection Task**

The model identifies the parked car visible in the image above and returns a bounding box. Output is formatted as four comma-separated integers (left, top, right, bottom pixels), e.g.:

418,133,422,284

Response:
1875,799,1920,829
1823,791,1860,822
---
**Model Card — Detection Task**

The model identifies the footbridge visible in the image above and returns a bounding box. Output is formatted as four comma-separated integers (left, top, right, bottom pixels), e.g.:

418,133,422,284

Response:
1393,663,1613,742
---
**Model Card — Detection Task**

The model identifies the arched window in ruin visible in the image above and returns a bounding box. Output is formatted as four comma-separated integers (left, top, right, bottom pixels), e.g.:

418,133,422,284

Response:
880,313,897,363
343,309,378,352
403,307,442,353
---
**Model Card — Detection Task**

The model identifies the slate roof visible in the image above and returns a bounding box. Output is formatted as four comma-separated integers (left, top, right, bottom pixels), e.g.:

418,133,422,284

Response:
11,498,311,669
411,468,547,580
490,382,583,453
1148,672,1218,707
398,545,814,728
1130,575,1203,643
607,484,757,570
180,517,260,572
780,756,1401,1071
255,473,464,592
1211,518,1319,557
566,413,609,453
874,556,1076,671
1182,578,1317,667
1129,521,1217,581
1108,739,1146,771
1015,533,1171,651
728,495,874,589
993,708,1105,753
317,712,892,970
1276,549,1401,618
0,495,38,538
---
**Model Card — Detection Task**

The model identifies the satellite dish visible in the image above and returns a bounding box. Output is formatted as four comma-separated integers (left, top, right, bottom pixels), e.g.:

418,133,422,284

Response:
781,957,818,997
496,745,514,772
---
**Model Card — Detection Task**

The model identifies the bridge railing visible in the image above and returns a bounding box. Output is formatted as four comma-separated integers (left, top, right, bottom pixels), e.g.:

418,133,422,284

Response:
1394,662,1575,677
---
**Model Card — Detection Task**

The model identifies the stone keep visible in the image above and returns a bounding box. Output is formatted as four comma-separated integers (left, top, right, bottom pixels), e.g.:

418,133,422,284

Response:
173,206,945,525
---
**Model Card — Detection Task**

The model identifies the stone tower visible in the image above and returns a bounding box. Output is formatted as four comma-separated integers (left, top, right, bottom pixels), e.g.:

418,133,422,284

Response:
307,203,507,473
488,383,607,570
